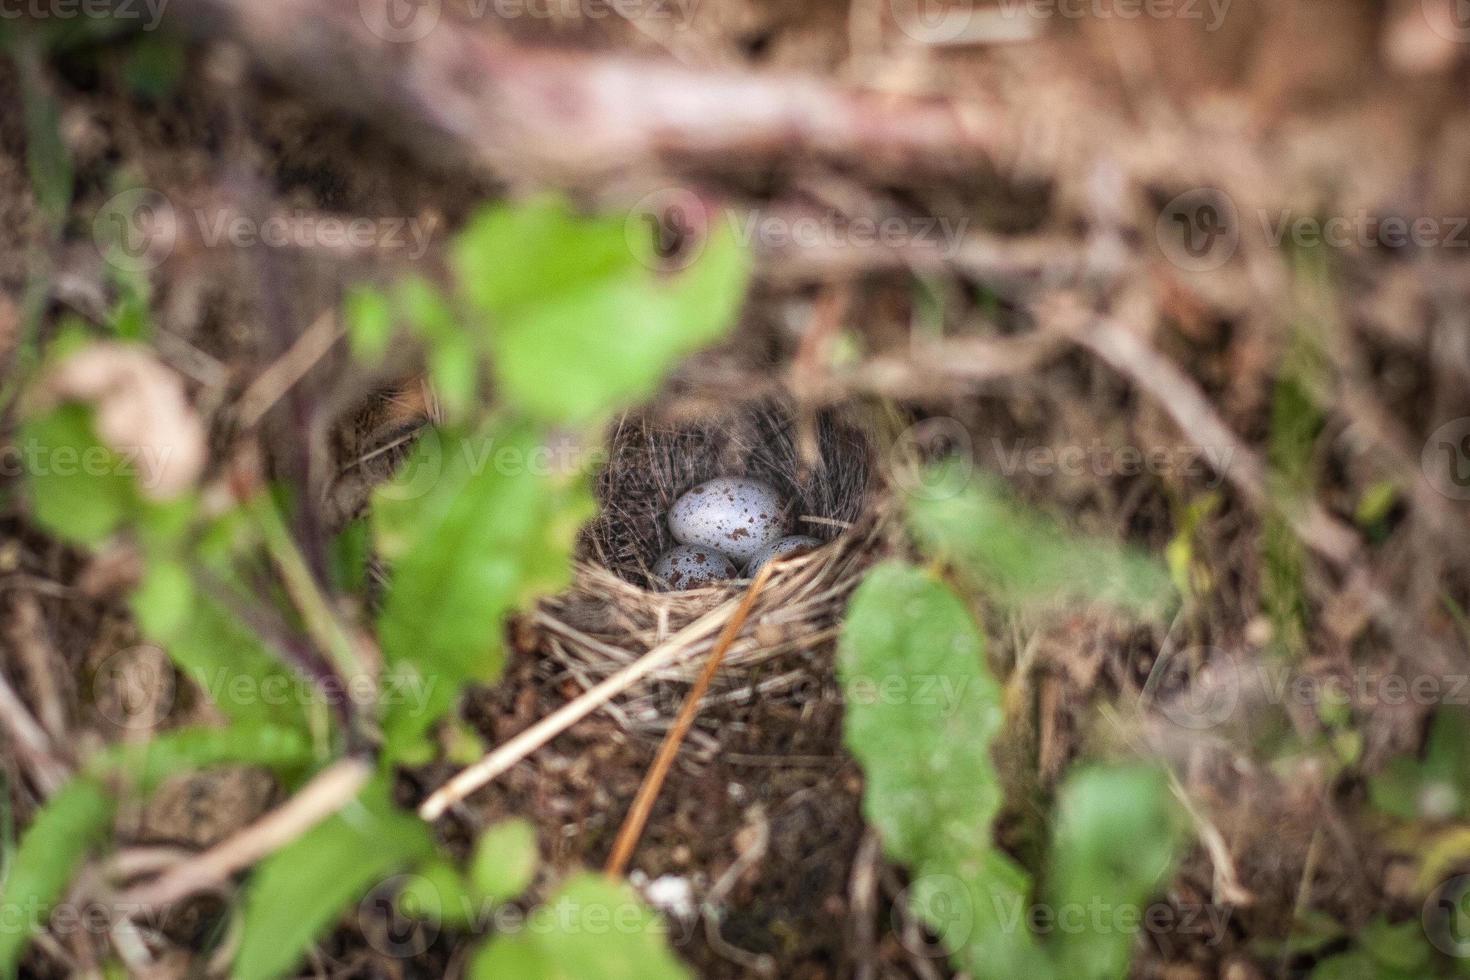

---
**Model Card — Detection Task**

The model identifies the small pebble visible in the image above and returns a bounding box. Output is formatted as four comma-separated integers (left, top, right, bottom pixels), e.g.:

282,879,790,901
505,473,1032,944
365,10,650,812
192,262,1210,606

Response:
652,544,737,591
744,535,822,577
668,477,786,563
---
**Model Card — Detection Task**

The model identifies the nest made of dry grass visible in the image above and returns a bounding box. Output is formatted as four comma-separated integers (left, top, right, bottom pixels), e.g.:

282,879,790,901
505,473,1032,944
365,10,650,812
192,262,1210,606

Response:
535,399,890,726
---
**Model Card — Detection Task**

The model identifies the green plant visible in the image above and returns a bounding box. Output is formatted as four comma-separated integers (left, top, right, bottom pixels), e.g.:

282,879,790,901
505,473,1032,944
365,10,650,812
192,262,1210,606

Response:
2,194,748,978
839,470,1187,978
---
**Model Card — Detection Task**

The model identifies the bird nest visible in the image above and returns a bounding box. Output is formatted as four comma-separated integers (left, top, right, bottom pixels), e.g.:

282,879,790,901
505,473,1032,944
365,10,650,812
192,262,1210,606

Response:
533,399,889,729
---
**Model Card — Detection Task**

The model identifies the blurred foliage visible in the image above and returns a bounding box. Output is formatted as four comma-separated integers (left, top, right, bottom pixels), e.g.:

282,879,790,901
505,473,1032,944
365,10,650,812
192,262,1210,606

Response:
372,421,593,757
5,195,744,977
907,464,1176,616
454,195,749,424
234,776,433,980
839,562,1043,975
0,780,112,977
839,563,1186,979
1371,708,1470,823
471,876,691,980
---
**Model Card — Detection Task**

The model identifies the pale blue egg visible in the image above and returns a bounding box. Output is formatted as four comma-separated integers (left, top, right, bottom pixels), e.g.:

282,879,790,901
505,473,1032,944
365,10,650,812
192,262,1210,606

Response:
652,544,738,591
667,477,786,564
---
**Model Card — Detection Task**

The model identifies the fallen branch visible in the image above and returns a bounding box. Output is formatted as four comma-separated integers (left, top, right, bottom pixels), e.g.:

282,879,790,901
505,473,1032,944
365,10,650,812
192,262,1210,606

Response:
165,0,1007,189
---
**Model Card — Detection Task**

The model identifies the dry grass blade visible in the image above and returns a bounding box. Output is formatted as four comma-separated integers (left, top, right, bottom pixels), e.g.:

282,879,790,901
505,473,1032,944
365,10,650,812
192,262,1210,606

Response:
119,759,372,910
604,562,777,878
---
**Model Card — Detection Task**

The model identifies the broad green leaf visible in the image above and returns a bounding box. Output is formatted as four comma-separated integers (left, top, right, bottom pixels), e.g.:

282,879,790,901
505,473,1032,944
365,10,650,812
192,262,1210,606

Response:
470,818,538,905
838,562,1043,975
234,775,433,980
87,724,315,795
908,469,1174,615
1047,765,1187,980
398,860,474,928
20,404,137,545
471,875,690,980
130,551,313,731
471,934,556,977
0,779,114,979
1370,709,1470,822
372,421,593,755
454,195,749,424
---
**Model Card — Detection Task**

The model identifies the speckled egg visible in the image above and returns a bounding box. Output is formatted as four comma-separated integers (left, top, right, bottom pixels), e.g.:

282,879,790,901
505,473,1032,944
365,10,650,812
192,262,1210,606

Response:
668,477,786,564
652,544,738,591
744,535,822,577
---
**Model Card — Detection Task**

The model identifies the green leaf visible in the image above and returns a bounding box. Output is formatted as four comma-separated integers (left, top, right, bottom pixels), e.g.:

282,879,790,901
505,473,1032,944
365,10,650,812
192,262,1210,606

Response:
471,875,690,980
454,195,749,424
398,860,474,928
87,724,315,796
838,562,1042,975
907,469,1174,615
234,774,433,980
1357,918,1432,974
20,404,138,546
130,562,313,731
121,35,185,100
372,421,593,755
470,818,538,905
471,934,557,977
14,42,72,227
345,285,394,361
0,779,114,979
1047,764,1187,980
1369,709,1470,822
